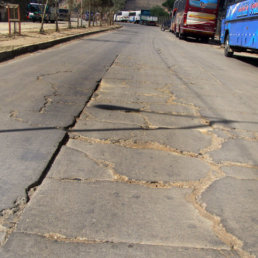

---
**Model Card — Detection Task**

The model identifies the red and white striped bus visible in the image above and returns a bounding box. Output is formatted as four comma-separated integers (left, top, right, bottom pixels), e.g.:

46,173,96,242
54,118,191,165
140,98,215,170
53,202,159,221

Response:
171,0,220,41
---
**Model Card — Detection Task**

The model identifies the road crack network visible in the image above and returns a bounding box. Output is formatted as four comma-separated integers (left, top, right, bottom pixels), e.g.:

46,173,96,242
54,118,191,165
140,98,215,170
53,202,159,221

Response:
65,47,255,257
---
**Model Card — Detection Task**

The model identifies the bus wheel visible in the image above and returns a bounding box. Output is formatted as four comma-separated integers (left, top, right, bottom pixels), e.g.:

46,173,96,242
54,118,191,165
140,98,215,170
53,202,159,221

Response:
224,34,234,57
201,37,209,43
179,32,185,40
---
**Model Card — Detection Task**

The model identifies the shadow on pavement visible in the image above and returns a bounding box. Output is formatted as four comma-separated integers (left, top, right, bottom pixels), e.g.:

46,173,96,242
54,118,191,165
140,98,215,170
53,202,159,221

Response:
233,55,258,67
0,104,257,134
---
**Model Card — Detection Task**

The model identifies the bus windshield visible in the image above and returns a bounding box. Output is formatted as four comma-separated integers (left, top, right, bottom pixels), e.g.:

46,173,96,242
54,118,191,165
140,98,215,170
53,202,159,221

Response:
129,12,136,16
141,10,151,16
28,3,46,13
28,4,41,12
189,0,218,9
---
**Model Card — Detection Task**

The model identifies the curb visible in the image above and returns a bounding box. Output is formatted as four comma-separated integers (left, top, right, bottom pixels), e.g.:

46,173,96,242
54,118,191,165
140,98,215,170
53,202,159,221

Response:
0,25,122,63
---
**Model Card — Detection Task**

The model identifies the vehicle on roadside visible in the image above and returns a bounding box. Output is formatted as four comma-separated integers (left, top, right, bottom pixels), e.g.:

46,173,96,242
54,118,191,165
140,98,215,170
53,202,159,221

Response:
58,8,69,21
170,2,179,33
161,19,172,31
172,0,220,41
114,11,130,22
129,11,136,22
27,2,55,23
129,11,141,23
220,0,258,57
27,3,44,22
139,10,158,26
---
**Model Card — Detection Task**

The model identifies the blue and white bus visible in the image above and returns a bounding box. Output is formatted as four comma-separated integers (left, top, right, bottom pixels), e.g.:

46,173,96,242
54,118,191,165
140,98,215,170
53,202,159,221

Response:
220,0,258,57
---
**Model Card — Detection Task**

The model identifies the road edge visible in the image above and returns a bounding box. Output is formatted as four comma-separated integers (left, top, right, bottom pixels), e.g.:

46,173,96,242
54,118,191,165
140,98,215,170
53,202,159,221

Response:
0,25,122,63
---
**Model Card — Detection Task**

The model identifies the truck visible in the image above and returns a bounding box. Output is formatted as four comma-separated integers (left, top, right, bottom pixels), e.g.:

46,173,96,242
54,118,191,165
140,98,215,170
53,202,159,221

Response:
139,10,158,25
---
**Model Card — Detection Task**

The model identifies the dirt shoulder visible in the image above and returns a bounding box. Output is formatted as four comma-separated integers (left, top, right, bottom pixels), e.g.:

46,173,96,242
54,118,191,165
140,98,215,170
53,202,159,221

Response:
0,24,120,52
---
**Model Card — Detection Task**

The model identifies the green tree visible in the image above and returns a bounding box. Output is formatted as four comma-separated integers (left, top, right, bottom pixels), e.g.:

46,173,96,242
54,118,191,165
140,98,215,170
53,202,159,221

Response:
162,0,175,11
112,0,125,11
150,6,169,17
80,0,124,27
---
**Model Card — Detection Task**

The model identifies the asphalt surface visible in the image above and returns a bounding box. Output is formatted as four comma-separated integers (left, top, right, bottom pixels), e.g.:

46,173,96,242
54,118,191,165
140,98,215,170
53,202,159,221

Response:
0,23,258,257
0,28,126,211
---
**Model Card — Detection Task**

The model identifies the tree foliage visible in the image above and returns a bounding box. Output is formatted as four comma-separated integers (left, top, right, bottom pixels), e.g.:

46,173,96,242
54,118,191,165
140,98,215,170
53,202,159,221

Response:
162,0,175,11
112,0,126,11
150,5,169,17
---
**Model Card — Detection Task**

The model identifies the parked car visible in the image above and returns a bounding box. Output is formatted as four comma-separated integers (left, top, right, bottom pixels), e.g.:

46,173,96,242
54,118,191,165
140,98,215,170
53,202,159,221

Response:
161,20,171,31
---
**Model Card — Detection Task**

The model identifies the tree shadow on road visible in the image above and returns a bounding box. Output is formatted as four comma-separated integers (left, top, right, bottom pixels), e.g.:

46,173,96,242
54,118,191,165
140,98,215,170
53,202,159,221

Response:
1,104,257,134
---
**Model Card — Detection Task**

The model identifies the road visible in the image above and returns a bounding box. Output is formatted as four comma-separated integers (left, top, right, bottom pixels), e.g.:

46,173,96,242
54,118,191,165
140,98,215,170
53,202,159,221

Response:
0,23,257,257
0,28,126,211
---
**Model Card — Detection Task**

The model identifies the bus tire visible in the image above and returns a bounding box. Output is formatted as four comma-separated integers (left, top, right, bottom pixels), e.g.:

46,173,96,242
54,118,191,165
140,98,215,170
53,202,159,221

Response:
201,37,209,43
224,34,234,57
179,31,185,40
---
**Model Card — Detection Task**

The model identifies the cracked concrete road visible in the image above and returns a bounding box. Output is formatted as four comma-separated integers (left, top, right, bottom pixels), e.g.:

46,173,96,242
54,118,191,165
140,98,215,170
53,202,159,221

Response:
1,24,258,257
0,29,127,217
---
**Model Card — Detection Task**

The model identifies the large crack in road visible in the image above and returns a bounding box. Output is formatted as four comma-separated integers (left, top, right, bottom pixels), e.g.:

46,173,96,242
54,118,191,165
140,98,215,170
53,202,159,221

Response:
0,53,119,247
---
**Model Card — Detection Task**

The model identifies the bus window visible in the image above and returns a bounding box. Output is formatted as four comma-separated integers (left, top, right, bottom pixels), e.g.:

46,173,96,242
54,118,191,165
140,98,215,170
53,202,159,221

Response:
189,0,218,9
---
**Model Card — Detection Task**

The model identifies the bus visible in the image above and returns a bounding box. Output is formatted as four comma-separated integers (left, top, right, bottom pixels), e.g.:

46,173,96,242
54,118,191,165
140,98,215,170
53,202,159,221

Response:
171,0,220,41
114,11,129,22
129,11,141,23
220,0,258,57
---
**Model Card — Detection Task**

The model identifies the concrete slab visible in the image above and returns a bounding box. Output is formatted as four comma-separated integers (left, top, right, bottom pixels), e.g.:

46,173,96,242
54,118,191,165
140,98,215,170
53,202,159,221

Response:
71,119,211,154
48,146,113,180
201,177,258,256
0,232,237,258
0,127,64,211
97,78,169,95
81,104,202,130
93,90,170,105
210,139,258,165
104,66,172,85
67,139,210,182
17,180,226,249
83,106,145,125
221,166,258,180
147,103,198,116
142,112,203,129
199,109,258,131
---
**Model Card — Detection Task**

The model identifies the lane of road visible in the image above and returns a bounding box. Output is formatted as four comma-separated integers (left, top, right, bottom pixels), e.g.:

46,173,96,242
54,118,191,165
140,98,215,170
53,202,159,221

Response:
0,23,257,255
0,27,132,211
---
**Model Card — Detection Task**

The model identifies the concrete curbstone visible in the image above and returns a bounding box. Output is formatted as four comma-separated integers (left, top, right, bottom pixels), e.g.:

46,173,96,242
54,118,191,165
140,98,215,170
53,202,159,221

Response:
0,26,122,63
